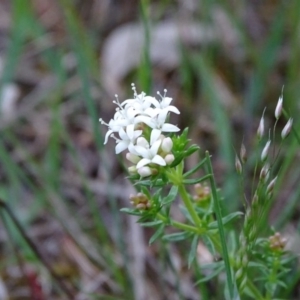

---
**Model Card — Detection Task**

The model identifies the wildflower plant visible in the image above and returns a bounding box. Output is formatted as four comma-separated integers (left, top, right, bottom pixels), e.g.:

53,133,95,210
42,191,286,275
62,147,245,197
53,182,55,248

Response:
100,85,295,299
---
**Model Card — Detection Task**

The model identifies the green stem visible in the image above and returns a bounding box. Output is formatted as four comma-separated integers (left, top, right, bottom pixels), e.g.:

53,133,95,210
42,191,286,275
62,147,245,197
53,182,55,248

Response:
178,184,203,228
157,213,205,234
205,151,234,299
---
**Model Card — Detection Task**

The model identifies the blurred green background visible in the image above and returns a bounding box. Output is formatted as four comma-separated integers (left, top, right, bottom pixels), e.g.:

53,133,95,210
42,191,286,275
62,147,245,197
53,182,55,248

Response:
0,0,299,299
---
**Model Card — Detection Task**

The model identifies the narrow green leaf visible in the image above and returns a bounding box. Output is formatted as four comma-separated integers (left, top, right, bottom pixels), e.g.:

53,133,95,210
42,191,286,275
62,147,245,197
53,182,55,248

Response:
199,261,224,270
188,234,199,268
161,186,178,205
162,231,192,242
185,145,200,156
183,174,212,185
149,224,165,244
208,212,243,229
195,265,224,284
120,208,142,216
202,235,216,256
183,157,207,178
205,151,234,298
139,220,163,227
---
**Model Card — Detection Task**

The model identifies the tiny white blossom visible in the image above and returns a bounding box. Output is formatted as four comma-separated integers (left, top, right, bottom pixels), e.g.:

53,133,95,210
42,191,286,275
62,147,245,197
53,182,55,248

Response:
100,105,139,144
114,124,142,154
136,110,180,135
154,90,180,115
135,139,166,169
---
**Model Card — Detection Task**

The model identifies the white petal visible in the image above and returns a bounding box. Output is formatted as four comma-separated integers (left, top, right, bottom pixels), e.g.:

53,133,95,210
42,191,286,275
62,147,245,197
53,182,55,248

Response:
136,158,151,169
104,130,113,144
146,96,160,108
133,130,143,140
143,107,159,117
126,124,134,137
157,110,168,124
165,106,180,114
136,137,149,148
115,141,128,154
118,127,127,140
161,123,180,132
161,97,173,107
135,115,153,126
152,155,166,166
150,129,161,145
135,146,150,158
150,139,162,155
128,143,139,155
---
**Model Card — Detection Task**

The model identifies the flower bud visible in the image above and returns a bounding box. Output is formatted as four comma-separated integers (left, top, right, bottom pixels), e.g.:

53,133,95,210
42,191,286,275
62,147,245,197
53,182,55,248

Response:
164,154,175,165
240,143,247,163
275,95,283,119
261,140,271,161
128,166,137,174
126,152,141,164
161,137,173,152
137,166,152,177
269,232,287,251
260,164,270,182
257,110,265,140
281,118,293,140
267,176,277,194
235,155,242,174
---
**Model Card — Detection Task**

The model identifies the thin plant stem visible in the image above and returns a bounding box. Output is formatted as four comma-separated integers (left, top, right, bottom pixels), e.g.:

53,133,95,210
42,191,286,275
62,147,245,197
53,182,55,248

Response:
0,210,32,297
157,213,205,234
205,151,234,299
178,184,203,228
0,199,74,299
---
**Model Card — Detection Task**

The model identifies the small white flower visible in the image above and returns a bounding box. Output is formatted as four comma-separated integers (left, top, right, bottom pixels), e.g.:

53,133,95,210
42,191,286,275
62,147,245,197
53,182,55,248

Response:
154,90,180,115
114,124,142,154
100,105,139,144
136,110,180,135
135,139,166,169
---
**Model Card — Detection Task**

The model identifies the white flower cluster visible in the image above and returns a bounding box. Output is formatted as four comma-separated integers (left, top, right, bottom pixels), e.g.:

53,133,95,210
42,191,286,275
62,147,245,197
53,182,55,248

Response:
100,84,180,177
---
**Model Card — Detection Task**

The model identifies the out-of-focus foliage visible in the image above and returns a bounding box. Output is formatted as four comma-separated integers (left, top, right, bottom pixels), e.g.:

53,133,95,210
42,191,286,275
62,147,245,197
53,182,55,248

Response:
0,0,299,299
